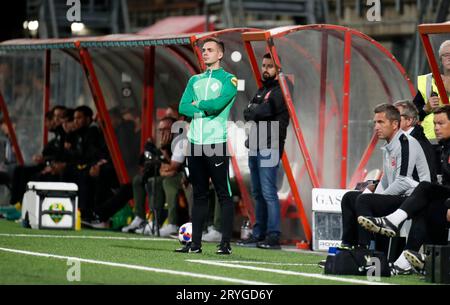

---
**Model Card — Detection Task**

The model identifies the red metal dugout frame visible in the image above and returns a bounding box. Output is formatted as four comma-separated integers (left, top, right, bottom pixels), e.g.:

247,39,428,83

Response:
43,50,51,146
242,32,313,243
0,35,200,189
76,44,130,184
0,32,255,223
141,46,155,151
242,25,416,244
0,91,24,165
418,23,450,106
0,26,415,245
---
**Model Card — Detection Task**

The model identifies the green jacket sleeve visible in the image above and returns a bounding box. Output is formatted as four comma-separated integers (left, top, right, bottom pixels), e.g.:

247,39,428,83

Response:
179,78,206,118
197,76,237,113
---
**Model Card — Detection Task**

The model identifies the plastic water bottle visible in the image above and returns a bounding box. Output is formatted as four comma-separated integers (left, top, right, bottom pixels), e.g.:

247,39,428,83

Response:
75,209,81,231
240,220,252,240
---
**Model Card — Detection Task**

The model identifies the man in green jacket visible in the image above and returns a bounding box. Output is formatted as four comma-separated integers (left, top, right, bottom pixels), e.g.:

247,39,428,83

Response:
175,37,237,254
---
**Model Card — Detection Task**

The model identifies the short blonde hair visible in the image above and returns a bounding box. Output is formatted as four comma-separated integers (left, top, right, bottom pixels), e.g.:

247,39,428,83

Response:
439,40,450,56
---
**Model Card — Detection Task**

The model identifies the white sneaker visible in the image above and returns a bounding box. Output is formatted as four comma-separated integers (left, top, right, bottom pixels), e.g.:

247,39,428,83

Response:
135,221,154,236
202,227,222,242
159,224,178,237
121,216,145,233
82,219,109,229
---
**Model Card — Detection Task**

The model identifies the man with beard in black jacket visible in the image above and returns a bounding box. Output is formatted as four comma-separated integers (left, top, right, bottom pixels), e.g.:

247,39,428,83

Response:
237,52,290,249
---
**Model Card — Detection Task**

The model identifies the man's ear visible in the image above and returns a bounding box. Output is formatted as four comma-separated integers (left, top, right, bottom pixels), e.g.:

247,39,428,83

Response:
394,120,400,129
218,51,224,60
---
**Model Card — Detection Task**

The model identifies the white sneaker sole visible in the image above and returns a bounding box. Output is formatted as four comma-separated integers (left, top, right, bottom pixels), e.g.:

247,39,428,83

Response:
159,232,177,238
122,226,139,233
216,250,232,255
188,249,202,253
357,216,397,238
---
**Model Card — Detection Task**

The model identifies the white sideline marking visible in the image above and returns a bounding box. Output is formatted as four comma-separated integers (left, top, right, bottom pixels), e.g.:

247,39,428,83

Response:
187,260,392,285
281,248,327,256
0,233,174,242
0,246,273,285
214,260,317,266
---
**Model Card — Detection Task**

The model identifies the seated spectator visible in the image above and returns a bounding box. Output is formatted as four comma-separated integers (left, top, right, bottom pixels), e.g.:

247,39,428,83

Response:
339,103,431,275
138,117,184,236
358,105,450,274
63,105,111,222
9,106,67,207
413,40,450,141
0,117,17,176
124,116,188,236
121,106,141,135
165,103,180,120
0,116,17,203
110,106,140,177
393,100,437,182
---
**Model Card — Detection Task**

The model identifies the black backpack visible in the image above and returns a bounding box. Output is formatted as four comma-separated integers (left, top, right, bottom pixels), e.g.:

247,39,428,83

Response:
324,248,391,277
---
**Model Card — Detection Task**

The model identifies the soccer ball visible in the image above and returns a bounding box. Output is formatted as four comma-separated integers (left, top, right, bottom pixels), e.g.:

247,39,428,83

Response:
178,222,192,244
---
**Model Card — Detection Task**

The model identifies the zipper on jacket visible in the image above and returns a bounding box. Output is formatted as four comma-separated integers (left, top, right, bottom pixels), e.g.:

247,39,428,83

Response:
204,69,212,100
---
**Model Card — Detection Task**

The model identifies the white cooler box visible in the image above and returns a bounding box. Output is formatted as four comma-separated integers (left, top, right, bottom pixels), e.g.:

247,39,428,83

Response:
21,182,78,230
312,188,352,251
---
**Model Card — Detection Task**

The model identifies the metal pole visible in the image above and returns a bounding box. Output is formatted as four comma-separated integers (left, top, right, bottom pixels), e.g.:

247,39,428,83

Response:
242,35,312,241
317,31,328,185
76,44,130,184
0,91,24,165
340,30,352,188
43,50,51,147
141,46,155,151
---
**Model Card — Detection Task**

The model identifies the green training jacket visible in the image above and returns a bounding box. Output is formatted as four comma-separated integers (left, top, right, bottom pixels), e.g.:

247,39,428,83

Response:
179,67,238,145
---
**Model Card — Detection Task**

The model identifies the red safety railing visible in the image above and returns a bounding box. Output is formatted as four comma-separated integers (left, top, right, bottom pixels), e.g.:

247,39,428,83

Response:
418,23,450,106
242,24,416,245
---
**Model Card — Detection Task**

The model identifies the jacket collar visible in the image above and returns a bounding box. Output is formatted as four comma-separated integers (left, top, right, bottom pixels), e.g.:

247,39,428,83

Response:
439,137,450,148
261,78,279,89
382,130,404,153
204,67,223,75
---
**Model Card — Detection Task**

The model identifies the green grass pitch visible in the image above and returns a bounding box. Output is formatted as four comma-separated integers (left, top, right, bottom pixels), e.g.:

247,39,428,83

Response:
0,219,429,285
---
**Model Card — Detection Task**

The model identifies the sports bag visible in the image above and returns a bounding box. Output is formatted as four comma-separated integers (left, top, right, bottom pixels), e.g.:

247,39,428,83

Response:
324,248,391,277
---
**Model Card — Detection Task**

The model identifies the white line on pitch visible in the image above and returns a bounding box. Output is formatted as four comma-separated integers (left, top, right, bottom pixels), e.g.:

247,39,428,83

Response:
187,260,392,285
0,233,175,242
0,246,273,285
213,260,317,266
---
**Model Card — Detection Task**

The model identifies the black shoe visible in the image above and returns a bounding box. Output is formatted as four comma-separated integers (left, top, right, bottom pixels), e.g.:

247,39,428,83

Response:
81,213,109,229
174,242,202,253
216,242,232,255
390,263,415,276
358,216,398,237
236,234,262,247
404,250,426,272
318,260,326,269
256,236,281,250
